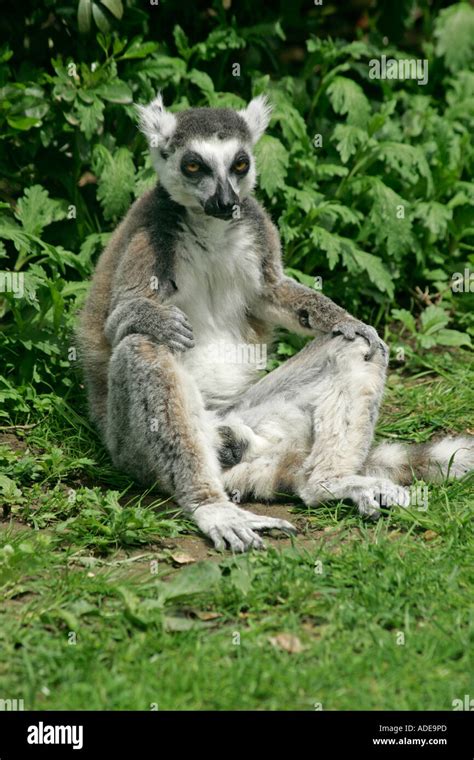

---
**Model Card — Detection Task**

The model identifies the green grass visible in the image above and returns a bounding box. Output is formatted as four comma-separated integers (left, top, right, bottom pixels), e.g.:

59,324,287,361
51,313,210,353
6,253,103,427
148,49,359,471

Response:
0,356,473,710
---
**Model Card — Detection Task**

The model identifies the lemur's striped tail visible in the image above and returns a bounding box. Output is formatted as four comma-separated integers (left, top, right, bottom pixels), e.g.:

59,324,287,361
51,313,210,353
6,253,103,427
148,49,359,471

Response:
364,436,474,485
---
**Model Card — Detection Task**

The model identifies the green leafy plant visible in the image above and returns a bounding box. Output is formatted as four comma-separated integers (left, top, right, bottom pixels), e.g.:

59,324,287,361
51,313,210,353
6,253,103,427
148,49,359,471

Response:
0,1,473,417
392,304,472,350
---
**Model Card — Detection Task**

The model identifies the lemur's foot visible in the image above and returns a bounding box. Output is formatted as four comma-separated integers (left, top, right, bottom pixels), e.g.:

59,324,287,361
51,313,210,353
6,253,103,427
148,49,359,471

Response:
352,480,411,520
192,503,297,552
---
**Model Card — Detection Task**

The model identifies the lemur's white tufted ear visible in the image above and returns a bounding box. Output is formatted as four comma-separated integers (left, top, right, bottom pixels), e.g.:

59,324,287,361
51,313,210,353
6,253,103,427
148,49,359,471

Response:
136,93,177,149
238,95,272,144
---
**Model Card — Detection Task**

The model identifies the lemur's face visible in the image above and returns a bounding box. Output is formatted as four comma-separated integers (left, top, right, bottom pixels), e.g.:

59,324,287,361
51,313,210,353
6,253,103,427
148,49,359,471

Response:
160,136,254,220
137,96,272,219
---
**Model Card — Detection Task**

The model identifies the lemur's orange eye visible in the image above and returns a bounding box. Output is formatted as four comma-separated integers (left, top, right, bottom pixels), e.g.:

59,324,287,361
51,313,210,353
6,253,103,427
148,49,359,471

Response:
185,162,200,173
233,159,249,173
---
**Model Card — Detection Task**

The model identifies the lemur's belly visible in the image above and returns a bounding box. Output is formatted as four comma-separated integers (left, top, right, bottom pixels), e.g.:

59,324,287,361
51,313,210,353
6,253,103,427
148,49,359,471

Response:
179,332,264,409
170,223,264,408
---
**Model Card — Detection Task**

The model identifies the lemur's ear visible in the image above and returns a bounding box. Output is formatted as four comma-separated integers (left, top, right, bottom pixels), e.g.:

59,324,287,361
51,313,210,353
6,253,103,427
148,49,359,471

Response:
136,93,177,149
238,95,272,144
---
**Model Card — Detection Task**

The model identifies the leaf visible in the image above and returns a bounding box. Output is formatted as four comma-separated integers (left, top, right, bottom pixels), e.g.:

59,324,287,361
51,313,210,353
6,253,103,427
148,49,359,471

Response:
263,89,308,145
283,186,324,214
78,232,111,269
255,135,289,196
6,115,40,130
434,329,471,348
100,0,123,20
327,76,370,128
364,179,413,260
116,587,148,629
120,38,159,60
310,226,343,269
188,69,215,101
446,70,474,108
313,163,349,180
137,55,187,85
377,142,432,192
77,0,92,33
93,146,136,221
350,249,394,297
68,599,98,617
434,3,474,73
75,97,105,139
0,214,34,252
45,608,80,631
269,633,305,653
0,474,22,503
307,37,371,64
418,310,472,349
332,124,368,163
391,308,416,334
95,81,133,104
413,202,452,238
285,267,318,289
170,552,196,566
277,342,296,357
173,25,191,60
134,159,157,198
207,92,247,109
420,305,449,334
243,20,286,43
317,201,362,227
163,615,200,632
447,182,474,210
228,563,253,596
15,185,67,237
91,3,110,33
157,561,221,603
192,28,245,61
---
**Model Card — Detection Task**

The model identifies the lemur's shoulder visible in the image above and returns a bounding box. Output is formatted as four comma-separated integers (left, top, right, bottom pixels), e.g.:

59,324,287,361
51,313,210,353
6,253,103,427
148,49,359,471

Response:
241,196,284,283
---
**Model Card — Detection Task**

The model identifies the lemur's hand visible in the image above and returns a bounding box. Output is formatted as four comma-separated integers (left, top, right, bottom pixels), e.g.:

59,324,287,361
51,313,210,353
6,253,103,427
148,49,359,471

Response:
105,299,194,352
332,319,388,361
192,503,297,552
155,305,195,353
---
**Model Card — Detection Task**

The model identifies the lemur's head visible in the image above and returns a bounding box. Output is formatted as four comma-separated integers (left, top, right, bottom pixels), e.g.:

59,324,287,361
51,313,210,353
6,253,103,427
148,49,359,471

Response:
136,94,271,219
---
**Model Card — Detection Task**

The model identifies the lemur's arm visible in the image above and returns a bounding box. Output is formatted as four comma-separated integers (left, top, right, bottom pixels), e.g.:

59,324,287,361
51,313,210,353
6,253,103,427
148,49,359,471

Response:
103,228,194,352
253,214,386,359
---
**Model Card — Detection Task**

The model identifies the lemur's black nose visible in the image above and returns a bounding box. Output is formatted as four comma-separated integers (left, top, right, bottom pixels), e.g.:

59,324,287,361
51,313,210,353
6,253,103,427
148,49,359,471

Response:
204,181,238,219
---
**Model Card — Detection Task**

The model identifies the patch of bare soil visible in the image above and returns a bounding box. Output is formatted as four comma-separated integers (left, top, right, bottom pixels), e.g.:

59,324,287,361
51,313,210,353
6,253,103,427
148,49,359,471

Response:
106,503,365,578
0,432,29,451
2,500,369,586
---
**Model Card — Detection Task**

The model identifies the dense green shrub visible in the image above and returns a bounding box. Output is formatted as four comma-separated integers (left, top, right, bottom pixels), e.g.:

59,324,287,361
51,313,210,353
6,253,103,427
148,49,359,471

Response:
1,0,473,420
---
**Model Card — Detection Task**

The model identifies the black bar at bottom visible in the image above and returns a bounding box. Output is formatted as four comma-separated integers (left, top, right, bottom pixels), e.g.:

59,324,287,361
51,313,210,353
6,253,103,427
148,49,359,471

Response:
0,710,472,757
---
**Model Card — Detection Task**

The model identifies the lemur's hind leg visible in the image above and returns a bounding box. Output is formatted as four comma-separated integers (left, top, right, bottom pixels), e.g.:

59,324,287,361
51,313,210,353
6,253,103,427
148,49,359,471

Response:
105,334,295,551
220,334,410,518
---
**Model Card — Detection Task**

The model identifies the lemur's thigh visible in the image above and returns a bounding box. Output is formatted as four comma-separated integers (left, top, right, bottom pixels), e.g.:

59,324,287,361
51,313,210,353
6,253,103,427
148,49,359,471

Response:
220,334,391,504
105,334,225,508
236,332,387,418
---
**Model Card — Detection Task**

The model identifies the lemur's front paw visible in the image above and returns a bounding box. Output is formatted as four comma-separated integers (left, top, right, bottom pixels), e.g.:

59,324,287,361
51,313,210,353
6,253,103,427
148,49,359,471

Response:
332,319,387,361
192,503,297,552
159,305,195,353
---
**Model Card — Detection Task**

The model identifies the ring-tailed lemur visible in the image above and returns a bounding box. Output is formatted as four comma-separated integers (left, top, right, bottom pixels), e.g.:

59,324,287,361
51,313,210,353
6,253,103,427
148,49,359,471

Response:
78,94,474,552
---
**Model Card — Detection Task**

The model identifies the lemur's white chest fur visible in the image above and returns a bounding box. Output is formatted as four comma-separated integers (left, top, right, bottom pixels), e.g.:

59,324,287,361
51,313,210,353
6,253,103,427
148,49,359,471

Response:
171,215,263,407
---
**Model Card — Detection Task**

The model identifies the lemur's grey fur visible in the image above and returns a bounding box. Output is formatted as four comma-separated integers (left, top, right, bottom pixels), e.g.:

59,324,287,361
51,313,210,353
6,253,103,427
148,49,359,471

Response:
78,94,474,552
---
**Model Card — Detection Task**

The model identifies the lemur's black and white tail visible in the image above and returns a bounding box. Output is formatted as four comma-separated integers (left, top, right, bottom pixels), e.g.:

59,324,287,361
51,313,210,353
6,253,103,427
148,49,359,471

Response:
364,436,474,485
